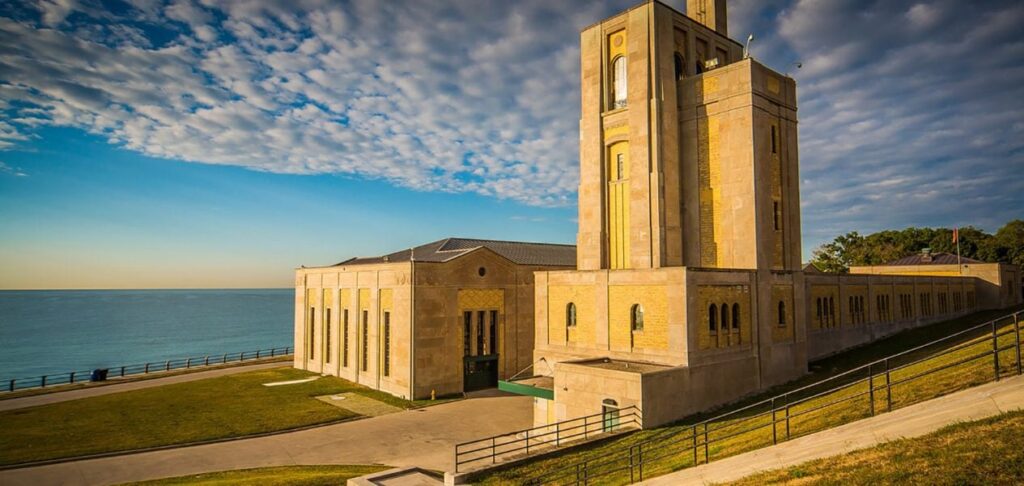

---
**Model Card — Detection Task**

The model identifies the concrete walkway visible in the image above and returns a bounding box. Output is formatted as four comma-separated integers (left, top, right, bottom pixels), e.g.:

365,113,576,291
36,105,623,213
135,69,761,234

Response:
640,373,1024,485
0,361,286,412
0,393,533,486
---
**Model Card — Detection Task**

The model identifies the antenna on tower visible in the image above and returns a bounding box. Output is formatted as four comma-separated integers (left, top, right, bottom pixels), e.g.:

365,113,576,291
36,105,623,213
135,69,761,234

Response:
743,34,755,59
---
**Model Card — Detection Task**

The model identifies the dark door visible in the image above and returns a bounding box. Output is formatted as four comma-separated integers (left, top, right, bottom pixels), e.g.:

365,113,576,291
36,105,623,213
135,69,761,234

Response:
464,355,498,392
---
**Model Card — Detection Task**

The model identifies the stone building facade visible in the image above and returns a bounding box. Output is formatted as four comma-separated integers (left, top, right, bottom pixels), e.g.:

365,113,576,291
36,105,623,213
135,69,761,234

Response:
293,238,574,399
515,0,1021,429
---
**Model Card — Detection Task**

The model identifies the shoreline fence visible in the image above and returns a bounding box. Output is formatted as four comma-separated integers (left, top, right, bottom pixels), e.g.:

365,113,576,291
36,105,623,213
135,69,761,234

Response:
4,345,293,393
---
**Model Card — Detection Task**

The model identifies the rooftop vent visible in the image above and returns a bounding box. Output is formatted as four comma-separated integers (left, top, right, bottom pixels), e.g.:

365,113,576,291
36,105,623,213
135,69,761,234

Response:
921,248,933,263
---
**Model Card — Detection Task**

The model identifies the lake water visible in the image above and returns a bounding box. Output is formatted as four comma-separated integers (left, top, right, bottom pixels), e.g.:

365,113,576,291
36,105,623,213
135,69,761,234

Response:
0,289,292,380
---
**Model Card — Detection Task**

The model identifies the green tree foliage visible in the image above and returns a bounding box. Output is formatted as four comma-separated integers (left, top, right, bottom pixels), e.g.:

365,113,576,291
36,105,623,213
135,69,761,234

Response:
810,220,1024,273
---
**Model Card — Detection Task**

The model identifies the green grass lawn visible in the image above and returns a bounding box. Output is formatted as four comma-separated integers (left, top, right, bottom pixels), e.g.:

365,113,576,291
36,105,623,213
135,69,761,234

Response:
121,465,389,486
0,367,432,466
475,305,1024,485
723,409,1024,486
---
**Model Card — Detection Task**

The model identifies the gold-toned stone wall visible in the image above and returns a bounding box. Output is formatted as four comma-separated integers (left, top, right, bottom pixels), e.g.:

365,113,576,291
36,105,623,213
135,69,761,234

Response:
547,285,596,346
608,285,669,351
771,284,794,343
696,285,751,349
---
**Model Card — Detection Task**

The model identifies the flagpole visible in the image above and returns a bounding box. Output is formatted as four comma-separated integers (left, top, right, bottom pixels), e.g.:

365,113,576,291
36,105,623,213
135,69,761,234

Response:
955,227,962,275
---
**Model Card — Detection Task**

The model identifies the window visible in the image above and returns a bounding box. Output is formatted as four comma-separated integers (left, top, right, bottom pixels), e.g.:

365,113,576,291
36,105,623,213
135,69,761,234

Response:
308,307,315,359
361,310,369,371
732,303,740,331
816,298,822,326
771,126,778,154
477,310,486,356
773,201,781,231
828,297,836,326
778,301,786,327
566,303,577,328
721,303,729,332
849,296,855,323
709,304,718,334
674,53,685,80
490,310,498,355
382,312,390,377
325,308,331,363
343,310,349,367
631,304,644,331
478,267,486,277
463,311,472,357
612,56,627,109
616,153,625,180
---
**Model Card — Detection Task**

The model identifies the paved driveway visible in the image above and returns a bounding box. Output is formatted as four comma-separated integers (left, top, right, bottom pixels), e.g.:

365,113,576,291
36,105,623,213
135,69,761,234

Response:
0,393,533,486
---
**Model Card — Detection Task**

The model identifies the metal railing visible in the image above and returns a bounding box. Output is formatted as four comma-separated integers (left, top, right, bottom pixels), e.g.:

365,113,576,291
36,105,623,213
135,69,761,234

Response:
3,345,293,393
519,311,1022,485
455,405,642,472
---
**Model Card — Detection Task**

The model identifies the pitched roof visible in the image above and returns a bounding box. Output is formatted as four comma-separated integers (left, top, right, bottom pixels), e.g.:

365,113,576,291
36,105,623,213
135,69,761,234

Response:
882,252,984,266
337,238,576,267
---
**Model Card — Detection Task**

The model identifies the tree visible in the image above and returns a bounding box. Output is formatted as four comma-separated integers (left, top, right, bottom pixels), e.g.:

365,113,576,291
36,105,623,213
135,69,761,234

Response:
809,221,1023,273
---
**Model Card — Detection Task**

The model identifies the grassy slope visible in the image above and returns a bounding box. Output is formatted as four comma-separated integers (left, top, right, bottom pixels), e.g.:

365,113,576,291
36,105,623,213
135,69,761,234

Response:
0,367,419,465
723,409,1024,486
121,465,389,486
477,305,1024,485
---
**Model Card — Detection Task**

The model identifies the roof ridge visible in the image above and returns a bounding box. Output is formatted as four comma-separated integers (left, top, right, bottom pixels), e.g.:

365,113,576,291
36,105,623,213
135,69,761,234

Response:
446,236,575,248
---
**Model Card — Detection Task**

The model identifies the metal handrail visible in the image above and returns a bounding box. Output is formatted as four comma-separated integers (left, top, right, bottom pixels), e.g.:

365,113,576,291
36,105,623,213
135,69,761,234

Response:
520,310,1021,485
455,405,642,472
3,345,293,393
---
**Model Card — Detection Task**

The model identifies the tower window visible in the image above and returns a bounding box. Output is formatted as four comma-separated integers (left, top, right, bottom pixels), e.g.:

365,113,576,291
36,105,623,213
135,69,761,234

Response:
566,303,577,328
773,201,781,231
732,303,740,331
630,304,644,331
771,126,778,154
674,53,685,80
778,301,786,327
721,303,729,332
612,56,627,109
709,304,718,334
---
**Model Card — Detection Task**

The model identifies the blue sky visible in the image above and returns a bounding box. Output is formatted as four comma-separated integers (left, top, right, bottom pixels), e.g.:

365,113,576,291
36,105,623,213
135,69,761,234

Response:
1,0,1022,288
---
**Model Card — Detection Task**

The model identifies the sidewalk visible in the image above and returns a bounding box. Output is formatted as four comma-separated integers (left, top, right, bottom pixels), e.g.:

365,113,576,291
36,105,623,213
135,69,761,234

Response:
0,361,286,412
639,373,1024,485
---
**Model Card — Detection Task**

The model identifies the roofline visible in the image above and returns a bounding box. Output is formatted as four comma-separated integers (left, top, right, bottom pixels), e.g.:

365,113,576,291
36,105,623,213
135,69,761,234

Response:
579,0,744,50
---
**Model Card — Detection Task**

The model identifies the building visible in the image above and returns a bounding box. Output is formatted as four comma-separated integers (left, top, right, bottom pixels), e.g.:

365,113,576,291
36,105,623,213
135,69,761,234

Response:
293,238,574,399
504,0,1021,429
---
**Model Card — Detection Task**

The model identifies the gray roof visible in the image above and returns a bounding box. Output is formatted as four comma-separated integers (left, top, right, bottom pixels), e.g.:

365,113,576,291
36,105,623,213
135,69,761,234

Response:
882,252,984,266
338,238,576,267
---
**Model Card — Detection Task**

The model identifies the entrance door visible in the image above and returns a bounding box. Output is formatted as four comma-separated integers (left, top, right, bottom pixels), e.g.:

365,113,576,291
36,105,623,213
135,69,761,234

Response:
462,309,499,392
602,399,620,432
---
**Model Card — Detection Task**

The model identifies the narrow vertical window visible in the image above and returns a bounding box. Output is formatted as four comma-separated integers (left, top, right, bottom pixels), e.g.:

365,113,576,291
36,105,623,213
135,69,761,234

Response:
816,298,822,325
732,303,740,332
828,297,835,326
778,301,786,327
721,303,729,332
773,201,781,231
566,303,577,328
631,304,644,331
489,310,498,355
616,153,625,180
308,307,315,359
612,56,627,109
674,53,685,80
463,311,472,357
771,125,778,154
361,310,369,371
343,310,349,367
709,304,718,334
477,310,485,356
383,312,391,377
325,308,331,363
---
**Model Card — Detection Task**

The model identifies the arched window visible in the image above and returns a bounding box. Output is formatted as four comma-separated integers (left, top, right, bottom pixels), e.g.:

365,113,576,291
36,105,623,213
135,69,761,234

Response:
695,59,704,74
612,56,628,109
709,304,717,334
631,304,644,331
566,303,577,328
732,303,740,330
674,53,685,80
720,303,729,332
778,301,786,327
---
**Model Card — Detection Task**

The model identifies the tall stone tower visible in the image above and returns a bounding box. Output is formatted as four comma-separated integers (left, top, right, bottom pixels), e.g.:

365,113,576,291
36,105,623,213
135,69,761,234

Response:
576,0,801,273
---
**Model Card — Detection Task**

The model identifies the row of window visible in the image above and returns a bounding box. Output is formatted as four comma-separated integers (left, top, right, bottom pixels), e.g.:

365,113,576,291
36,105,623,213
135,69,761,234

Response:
464,310,499,357
815,297,838,328
876,294,893,322
816,290,976,329
849,296,867,325
307,307,390,377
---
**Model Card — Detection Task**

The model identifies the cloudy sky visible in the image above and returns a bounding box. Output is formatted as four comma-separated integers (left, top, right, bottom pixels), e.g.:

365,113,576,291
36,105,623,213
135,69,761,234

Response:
0,0,1022,288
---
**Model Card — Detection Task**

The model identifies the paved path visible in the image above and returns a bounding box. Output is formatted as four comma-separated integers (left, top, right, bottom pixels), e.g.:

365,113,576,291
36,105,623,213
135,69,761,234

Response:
0,361,286,412
640,373,1024,485
0,393,533,486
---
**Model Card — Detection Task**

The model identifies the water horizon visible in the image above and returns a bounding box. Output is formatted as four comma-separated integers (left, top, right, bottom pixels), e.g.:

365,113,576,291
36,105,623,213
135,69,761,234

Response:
0,289,293,380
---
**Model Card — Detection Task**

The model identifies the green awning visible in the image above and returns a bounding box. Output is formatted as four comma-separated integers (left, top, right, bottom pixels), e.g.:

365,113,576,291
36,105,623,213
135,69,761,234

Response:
498,380,554,400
